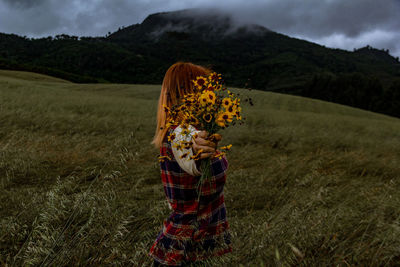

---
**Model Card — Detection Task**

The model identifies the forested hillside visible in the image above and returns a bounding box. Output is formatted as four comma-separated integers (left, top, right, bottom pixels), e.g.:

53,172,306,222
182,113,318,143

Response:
1,9,400,117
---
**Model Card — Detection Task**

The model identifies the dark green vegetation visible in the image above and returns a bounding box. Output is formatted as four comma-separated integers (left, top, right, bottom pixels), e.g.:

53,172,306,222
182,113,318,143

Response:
1,9,400,118
1,70,400,266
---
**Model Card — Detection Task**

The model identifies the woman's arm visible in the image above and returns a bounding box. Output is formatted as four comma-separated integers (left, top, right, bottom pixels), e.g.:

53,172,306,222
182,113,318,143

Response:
170,126,225,177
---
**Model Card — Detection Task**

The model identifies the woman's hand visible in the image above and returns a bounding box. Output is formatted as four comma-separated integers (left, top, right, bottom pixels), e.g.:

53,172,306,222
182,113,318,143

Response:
192,131,222,159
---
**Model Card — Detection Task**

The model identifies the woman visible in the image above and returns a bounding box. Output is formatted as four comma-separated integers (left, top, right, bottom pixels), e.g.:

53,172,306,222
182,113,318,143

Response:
149,62,232,266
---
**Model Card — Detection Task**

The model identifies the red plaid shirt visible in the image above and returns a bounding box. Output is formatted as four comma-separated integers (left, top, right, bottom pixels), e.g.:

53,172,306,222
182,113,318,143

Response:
149,125,232,266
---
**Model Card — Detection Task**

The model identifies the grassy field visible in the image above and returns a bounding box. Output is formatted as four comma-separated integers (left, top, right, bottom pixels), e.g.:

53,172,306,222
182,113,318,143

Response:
1,69,400,266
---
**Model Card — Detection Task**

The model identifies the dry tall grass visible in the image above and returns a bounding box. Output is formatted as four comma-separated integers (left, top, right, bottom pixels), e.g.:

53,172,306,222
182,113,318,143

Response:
1,70,400,266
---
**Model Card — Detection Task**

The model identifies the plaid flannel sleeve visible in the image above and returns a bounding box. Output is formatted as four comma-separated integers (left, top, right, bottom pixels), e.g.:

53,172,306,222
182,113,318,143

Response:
194,150,228,177
210,151,229,178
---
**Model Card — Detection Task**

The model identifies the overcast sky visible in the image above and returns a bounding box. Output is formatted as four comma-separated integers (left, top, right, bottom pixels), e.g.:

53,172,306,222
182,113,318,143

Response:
1,0,400,57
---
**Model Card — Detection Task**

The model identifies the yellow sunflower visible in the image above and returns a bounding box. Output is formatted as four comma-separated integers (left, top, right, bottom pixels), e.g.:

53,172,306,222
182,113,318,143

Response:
216,112,233,127
208,72,221,82
225,104,237,115
203,113,212,123
181,128,190,136
180,152,189,159
206,84,215,91
188,115,200,126
183,116,192,125
167,133,176,142
213,151,226,160
233,106,242,120
182,141,193,149
193,76,208,89
198,94,209,106
204,90,216,104
162,104,170,113
220,144,233,150
190,148,203,160
158,155,172,162
184,94,197,103
222,98,232,109
165,121,177,128
233,98,241,106
173,142,184,151
205,105,214,113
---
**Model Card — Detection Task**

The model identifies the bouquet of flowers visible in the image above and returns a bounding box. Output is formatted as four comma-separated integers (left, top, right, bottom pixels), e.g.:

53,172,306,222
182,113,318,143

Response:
160,72,242,202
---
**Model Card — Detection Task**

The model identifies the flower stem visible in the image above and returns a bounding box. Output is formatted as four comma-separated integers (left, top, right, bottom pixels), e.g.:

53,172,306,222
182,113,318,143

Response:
195,123,216,210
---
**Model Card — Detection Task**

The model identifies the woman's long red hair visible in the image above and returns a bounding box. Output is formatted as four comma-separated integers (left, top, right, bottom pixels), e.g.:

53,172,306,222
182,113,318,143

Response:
151,62,212,148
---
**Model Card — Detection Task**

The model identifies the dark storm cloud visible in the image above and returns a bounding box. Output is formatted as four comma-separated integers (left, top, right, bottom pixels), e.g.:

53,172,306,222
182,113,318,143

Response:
0,0,399,57
217,0,400,57
223,0,400,38
2,0,48,9
0,0,180,36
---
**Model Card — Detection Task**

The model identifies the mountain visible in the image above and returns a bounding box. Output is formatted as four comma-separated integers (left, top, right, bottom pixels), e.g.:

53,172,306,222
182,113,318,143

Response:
1,8,400,117
108,9,271,42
